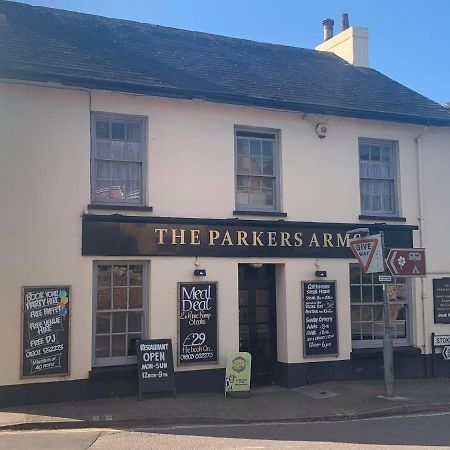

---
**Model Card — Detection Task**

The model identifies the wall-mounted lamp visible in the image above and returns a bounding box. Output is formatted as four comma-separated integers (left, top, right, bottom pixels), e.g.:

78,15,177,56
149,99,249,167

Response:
315,270,327,278
194,269,207,277
249,263,263,269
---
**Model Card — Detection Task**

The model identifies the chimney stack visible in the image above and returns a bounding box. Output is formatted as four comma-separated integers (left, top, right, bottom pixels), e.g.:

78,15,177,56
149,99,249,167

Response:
322,18,334,41
340,13,349,32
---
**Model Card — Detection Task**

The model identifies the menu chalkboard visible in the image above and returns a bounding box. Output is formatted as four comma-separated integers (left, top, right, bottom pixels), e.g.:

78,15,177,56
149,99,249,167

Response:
136,339,175,398
22,286,70,377
302,281,338,357
433,278,450,324
178,282,218,365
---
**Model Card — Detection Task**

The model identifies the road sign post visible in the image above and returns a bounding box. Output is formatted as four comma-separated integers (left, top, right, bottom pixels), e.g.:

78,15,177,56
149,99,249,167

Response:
347,229,394,397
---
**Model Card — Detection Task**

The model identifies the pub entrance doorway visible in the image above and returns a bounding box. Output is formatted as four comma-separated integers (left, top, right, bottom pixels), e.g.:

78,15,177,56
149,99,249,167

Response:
238,264,277,386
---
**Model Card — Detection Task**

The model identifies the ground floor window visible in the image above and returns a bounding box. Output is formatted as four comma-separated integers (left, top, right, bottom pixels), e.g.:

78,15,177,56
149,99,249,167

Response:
93,262,147,366
350,264,409,348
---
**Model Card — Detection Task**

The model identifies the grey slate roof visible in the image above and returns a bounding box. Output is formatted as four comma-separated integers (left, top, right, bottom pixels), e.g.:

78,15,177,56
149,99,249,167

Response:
1,0,450,126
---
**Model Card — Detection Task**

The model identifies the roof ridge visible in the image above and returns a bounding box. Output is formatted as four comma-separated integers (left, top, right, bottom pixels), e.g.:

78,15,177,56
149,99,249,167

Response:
2,0,319,55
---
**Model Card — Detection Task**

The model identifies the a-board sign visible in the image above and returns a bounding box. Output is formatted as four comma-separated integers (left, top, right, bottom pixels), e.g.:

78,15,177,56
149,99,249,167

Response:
178,282,218,365
433,279,450,324
302,281,338,357
225,352,252,396
136,339,175,397
22,286,70,378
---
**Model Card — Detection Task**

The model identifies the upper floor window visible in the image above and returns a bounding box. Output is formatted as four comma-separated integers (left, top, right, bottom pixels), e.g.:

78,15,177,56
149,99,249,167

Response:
359,139,398,216
91,113,146,205
235,128,280,212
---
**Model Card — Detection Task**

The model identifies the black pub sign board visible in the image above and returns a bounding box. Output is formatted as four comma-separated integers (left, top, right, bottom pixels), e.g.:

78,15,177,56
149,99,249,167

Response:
136,339,175,397
433,278,450,324
22,286,70,377
82,215,415,259
302,281,338,357
178,282,218,365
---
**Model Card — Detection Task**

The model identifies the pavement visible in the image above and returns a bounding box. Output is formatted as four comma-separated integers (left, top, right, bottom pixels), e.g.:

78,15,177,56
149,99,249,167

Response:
1,379,450,431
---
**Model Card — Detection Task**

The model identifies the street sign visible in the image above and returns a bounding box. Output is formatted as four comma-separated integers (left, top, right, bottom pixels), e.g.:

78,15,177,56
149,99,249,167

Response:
434,335,450,346
349,234,384,273
442,346,450,360
377,274,393,284
386,248,426,277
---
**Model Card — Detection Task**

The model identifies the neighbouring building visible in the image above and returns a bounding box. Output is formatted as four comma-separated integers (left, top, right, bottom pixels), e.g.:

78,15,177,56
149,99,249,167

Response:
1,1,450,406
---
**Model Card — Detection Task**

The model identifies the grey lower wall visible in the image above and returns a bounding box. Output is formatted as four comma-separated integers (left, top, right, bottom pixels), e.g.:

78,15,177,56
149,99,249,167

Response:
2,349,448,408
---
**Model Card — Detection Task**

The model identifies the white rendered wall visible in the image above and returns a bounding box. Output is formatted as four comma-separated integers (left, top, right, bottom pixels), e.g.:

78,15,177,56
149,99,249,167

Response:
1,81,449,387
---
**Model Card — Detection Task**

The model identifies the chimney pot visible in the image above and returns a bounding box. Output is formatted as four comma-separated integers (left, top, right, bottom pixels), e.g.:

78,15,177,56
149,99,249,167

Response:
322,18,334,41
341,13,349,31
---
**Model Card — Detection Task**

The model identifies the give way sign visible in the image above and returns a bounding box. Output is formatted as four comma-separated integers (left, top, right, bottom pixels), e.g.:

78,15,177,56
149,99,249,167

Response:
349,234,384,273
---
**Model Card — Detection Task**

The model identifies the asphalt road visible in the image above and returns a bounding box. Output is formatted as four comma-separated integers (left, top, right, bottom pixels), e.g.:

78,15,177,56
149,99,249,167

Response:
1,413,450,449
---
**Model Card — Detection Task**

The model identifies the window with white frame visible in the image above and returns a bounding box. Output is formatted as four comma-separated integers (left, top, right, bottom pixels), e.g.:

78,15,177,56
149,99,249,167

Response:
91,114,145,205
350,264,409,347
359,139,398,216
93,263,147,365
235,128,280,211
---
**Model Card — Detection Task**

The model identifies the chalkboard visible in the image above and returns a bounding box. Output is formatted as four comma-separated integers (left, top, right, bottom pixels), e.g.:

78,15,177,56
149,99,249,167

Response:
178,282,218,365
22,286,70,377
302,281,338,357
136,339,175,398
433,278,450,324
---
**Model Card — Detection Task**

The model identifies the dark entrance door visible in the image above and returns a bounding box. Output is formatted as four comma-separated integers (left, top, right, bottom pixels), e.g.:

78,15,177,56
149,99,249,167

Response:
238,264,277,386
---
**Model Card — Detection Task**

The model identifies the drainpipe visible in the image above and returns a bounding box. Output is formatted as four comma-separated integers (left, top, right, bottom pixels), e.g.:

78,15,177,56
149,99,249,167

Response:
415,126,428,358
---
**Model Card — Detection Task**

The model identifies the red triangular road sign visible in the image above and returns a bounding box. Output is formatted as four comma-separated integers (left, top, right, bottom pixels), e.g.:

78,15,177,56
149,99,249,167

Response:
349,237,379,272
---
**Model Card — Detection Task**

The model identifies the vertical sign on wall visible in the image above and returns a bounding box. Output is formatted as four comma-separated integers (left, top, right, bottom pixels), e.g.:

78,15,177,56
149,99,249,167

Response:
433,278,450,324
178,282,218,365
302,281,338,357
21,286,70,377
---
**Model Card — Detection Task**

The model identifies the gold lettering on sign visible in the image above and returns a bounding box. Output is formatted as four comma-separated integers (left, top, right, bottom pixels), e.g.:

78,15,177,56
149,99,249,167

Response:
280,232,292,247
221,231,234,246
294,232,303,247
237,230,249,246
309,233,320,247
252,231,264,246
155,228,168,244
209,230,220,245
323,233,334,247
267,231,277,247
190,229,200,245
171,229,186,245
337,233,349,247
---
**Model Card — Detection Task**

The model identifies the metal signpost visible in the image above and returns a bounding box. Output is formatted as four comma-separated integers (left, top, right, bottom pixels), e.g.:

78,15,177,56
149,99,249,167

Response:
349,230,427,397
348,229,394,397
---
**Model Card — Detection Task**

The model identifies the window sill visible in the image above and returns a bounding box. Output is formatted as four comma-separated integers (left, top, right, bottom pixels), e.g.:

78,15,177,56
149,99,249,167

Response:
233,210,287,218
88,204,153,212
351,345,421,360
89,364,137,380
359,215,406,222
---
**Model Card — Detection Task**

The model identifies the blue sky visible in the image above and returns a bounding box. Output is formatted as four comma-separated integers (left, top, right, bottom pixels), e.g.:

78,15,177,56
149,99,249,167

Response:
15,0,450,105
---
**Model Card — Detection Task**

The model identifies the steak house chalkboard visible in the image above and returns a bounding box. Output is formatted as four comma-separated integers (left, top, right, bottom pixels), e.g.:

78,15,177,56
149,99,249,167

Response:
136,339,175,397
22,286,70,377
433,278,450,324
178,282,218,365
302,281,338,357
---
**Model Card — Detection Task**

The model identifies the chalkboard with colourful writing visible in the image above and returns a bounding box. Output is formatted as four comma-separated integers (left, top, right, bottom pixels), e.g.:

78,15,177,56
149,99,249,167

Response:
302,281,338,357
22,286,70,377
